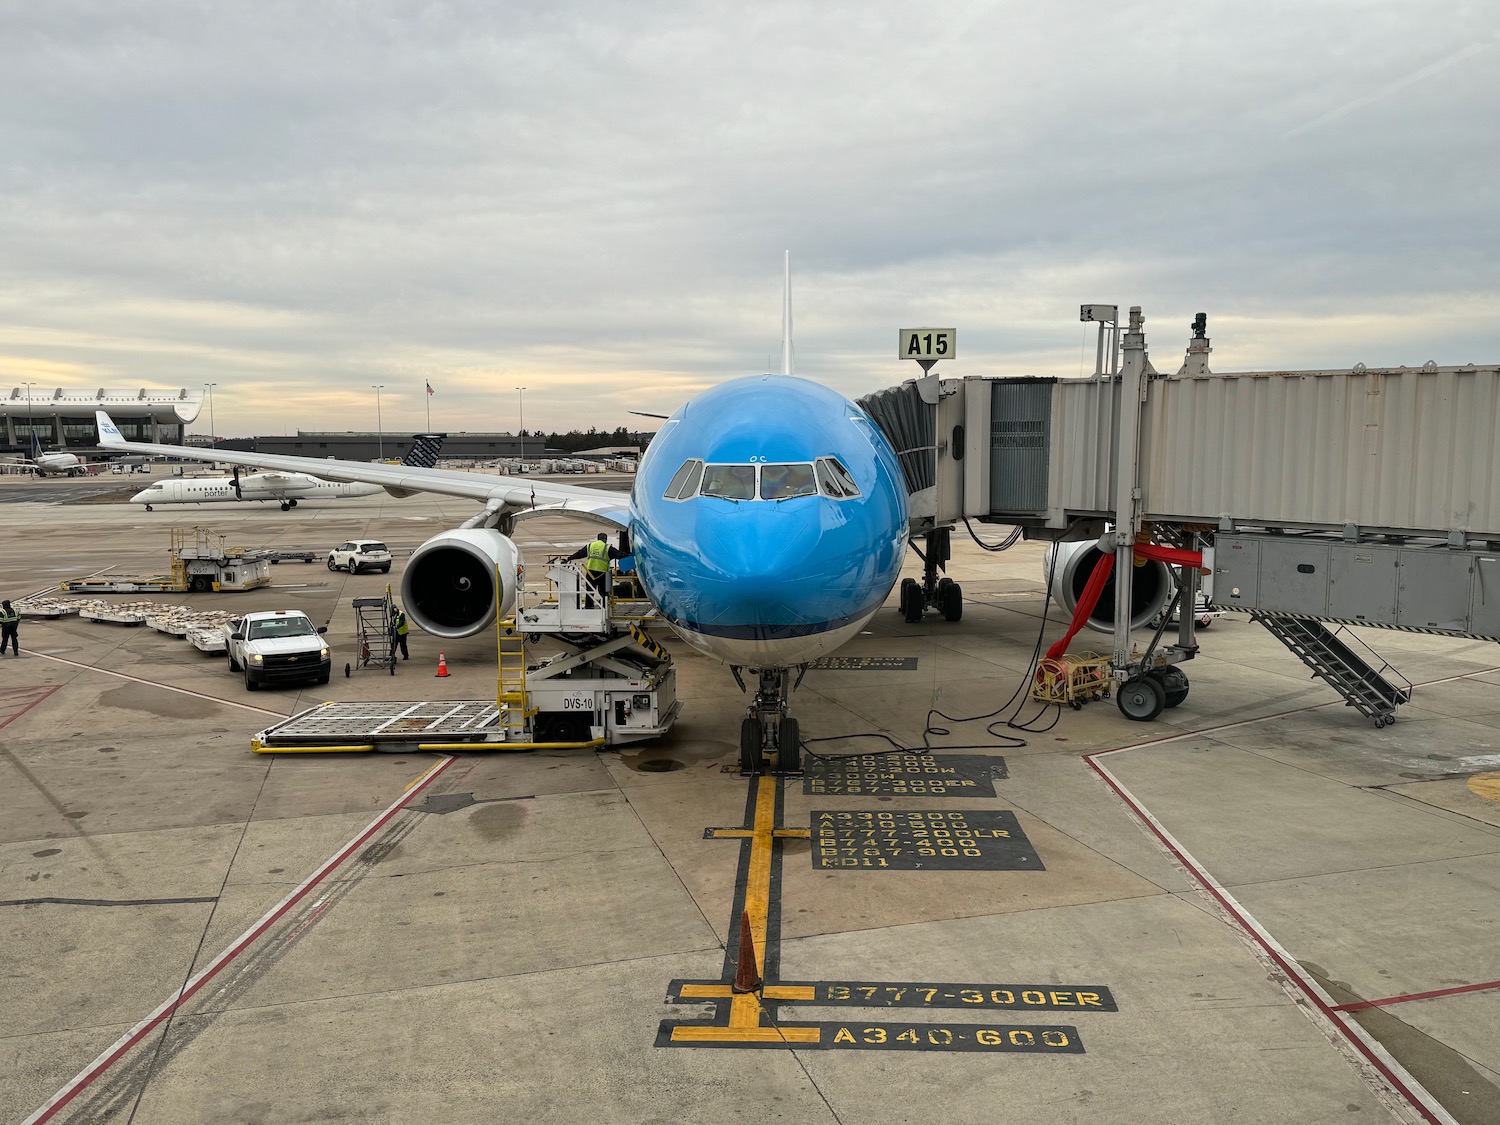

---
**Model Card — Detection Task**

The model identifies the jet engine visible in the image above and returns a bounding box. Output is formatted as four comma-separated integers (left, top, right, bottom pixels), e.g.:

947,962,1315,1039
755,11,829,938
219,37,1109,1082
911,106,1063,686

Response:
1044,540,1172,633
401,529,521,639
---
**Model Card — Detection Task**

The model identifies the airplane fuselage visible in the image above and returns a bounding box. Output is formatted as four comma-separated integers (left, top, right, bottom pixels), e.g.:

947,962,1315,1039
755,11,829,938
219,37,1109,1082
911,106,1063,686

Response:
630,375,908,667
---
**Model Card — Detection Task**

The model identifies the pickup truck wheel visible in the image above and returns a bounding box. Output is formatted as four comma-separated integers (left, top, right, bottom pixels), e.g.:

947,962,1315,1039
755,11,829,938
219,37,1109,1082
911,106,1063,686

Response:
227,650,239,673
244,668,259,692
317,671,330,685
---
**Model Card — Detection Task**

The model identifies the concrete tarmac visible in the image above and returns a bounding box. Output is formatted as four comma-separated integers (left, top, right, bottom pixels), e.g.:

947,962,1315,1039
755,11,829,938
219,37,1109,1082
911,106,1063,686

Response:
2,480,1498,1124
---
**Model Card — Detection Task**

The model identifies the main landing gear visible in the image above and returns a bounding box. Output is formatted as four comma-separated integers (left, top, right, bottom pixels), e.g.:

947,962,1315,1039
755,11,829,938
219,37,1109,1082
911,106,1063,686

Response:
733,666,803,775
899,528,963,623
279,499,299,511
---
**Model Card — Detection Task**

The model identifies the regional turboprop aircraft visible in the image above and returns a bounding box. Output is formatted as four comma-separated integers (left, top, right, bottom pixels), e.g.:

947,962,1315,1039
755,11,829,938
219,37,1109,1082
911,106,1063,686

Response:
131,434,446,511
94,269,911,771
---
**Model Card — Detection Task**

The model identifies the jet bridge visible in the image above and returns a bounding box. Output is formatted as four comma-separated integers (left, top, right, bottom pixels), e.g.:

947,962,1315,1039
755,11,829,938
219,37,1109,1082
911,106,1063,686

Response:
863,307,1500,723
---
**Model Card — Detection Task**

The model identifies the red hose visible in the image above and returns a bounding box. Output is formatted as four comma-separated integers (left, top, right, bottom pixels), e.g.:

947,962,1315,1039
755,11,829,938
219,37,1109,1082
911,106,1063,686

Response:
1042,544,1203,666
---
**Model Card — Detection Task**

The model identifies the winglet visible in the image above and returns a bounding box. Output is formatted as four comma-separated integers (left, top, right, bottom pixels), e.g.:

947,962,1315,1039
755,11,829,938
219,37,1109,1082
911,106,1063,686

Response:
95,410,125,446
781,250,794,377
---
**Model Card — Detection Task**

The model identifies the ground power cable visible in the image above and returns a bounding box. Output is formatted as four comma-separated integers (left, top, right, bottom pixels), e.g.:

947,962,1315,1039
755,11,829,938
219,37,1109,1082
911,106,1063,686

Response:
799,532,1075,762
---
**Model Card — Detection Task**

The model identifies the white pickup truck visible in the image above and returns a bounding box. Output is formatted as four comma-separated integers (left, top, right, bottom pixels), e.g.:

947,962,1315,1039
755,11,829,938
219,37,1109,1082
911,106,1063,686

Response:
225,609,331,690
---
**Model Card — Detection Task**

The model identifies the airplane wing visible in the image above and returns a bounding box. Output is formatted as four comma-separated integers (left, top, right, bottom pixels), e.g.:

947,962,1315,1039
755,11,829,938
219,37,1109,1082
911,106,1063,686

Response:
95,411,632,527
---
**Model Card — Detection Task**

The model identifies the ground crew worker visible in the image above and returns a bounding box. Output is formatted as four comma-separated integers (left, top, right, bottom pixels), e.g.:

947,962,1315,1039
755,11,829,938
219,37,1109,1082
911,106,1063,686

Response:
0,600,19,656
390,603,410,661
567,533,622,603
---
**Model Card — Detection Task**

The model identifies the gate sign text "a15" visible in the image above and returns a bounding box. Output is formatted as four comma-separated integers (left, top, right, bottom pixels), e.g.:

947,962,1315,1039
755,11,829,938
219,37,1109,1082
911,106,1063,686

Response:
899,328,955,362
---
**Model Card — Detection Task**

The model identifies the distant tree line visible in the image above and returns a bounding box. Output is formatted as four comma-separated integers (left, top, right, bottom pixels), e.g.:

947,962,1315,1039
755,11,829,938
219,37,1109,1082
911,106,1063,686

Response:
537,425,655,453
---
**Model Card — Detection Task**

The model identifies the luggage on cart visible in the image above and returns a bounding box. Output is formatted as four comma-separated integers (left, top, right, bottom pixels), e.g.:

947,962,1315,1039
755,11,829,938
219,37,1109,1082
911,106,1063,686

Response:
348,594,397,676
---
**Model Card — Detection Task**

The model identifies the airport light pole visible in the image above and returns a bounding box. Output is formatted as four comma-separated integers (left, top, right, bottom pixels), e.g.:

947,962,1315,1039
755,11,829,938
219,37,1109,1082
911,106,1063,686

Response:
516,385,526,461
372,385,385,460
23,381,37,453
204,383,218,449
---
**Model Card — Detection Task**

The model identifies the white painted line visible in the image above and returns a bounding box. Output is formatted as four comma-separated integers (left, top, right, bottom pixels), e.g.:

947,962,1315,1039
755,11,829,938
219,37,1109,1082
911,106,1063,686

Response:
29,651,289,717
24,755,457,1124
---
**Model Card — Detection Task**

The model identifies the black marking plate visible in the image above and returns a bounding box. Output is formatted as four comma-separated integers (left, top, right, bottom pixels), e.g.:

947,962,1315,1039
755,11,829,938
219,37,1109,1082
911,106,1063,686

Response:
803,752,1004,797
805,655,918,671
811,809,1043,871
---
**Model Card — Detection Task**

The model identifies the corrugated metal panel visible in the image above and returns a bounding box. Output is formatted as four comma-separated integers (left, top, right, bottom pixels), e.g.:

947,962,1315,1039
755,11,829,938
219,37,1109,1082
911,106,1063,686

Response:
988,379,1053,512
991,366,1500,538
1142,367,1500,536
1045,379,1117,523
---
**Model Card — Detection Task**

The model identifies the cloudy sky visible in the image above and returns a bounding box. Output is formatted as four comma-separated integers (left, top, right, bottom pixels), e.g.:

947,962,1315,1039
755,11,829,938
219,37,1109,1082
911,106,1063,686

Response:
2,1,1496,437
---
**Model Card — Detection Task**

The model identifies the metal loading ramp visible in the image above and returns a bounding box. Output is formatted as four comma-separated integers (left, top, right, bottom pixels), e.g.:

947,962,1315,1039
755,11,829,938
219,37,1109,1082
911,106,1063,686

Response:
253,700,504,752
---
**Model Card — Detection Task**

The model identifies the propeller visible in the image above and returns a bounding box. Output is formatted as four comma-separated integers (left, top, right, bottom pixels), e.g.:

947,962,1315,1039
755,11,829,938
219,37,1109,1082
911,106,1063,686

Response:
232,465,242,499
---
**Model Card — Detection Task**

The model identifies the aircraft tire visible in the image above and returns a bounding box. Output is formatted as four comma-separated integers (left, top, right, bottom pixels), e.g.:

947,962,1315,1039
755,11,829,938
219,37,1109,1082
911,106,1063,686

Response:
280,502,290,511
901,579,922,623
777,716,801,773
941,581,963,622
739,717,762,775
1116,677,1165,722
289,499,298,507
144,504,153,512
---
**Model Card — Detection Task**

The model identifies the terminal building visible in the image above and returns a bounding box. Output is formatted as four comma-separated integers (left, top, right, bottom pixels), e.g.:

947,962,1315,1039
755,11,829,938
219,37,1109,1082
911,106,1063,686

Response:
216,431,546,462
2,386,202,453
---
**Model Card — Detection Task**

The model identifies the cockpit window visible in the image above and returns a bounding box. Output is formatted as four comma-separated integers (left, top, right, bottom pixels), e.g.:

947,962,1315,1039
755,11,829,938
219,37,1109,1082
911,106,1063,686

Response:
815,457,861,499
663,459,704,501
700,464,757,500
759,463,817,500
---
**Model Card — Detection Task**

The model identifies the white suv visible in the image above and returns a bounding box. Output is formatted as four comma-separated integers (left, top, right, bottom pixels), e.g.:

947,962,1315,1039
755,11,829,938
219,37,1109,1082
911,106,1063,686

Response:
327,540,392,574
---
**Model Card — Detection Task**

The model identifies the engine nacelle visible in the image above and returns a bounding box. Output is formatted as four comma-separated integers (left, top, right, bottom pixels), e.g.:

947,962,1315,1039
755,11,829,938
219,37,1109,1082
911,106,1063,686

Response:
401,529,521,639
1044,540,1172,633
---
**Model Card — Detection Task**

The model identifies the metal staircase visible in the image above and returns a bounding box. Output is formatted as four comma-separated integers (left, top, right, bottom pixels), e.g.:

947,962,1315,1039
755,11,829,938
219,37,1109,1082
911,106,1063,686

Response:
1252,613,1412,727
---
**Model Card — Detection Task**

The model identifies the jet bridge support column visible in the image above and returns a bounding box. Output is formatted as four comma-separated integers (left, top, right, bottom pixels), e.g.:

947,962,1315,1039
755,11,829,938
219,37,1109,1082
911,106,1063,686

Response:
1111,308,1149,669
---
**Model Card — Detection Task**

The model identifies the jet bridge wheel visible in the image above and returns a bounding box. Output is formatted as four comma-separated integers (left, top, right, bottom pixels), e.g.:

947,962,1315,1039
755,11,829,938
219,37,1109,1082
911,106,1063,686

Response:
1117,676,1166,722
1147,666,1189,708
739,717,764,775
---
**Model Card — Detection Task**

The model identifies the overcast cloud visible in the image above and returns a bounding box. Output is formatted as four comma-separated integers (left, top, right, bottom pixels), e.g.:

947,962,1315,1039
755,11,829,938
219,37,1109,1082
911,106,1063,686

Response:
1,0,1496,437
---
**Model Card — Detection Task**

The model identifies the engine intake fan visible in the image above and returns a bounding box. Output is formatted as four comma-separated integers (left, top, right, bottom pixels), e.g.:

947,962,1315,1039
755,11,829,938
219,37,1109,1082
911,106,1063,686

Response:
401,529,520,639
1045,540,1171,633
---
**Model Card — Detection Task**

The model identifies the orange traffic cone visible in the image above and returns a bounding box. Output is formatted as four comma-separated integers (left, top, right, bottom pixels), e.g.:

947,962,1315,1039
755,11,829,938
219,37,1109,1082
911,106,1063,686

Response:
435,651,450,678
730,910,762,994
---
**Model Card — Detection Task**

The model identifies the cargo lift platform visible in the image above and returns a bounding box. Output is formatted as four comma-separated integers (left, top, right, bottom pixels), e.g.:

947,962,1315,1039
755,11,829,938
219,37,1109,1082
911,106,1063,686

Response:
252,559,680,753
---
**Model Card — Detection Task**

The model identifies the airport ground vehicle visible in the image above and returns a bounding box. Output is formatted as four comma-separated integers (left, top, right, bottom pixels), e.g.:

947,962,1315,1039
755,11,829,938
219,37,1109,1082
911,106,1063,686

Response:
327,540,392,573
226,609,331,690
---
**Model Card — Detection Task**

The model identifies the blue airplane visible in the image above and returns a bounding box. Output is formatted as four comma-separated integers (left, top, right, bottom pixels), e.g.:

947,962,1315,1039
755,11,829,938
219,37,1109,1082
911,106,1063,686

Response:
95,263,914,771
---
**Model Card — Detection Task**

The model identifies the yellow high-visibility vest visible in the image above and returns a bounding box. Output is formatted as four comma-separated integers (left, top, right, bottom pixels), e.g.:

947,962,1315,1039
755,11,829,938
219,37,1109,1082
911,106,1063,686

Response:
585,540,610,574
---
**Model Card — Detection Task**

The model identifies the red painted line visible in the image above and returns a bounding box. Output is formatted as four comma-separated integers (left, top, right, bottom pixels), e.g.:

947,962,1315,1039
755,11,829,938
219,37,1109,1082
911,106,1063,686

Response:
23,755,457,1125
1334,979,1500,1012
1083,751,1454,1125
30,651,289,717
0,685,61,730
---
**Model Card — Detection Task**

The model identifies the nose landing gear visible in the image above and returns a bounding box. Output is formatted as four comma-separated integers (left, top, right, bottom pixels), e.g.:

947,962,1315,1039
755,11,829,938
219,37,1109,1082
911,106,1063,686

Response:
733,666,803,775
900,528,963,623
